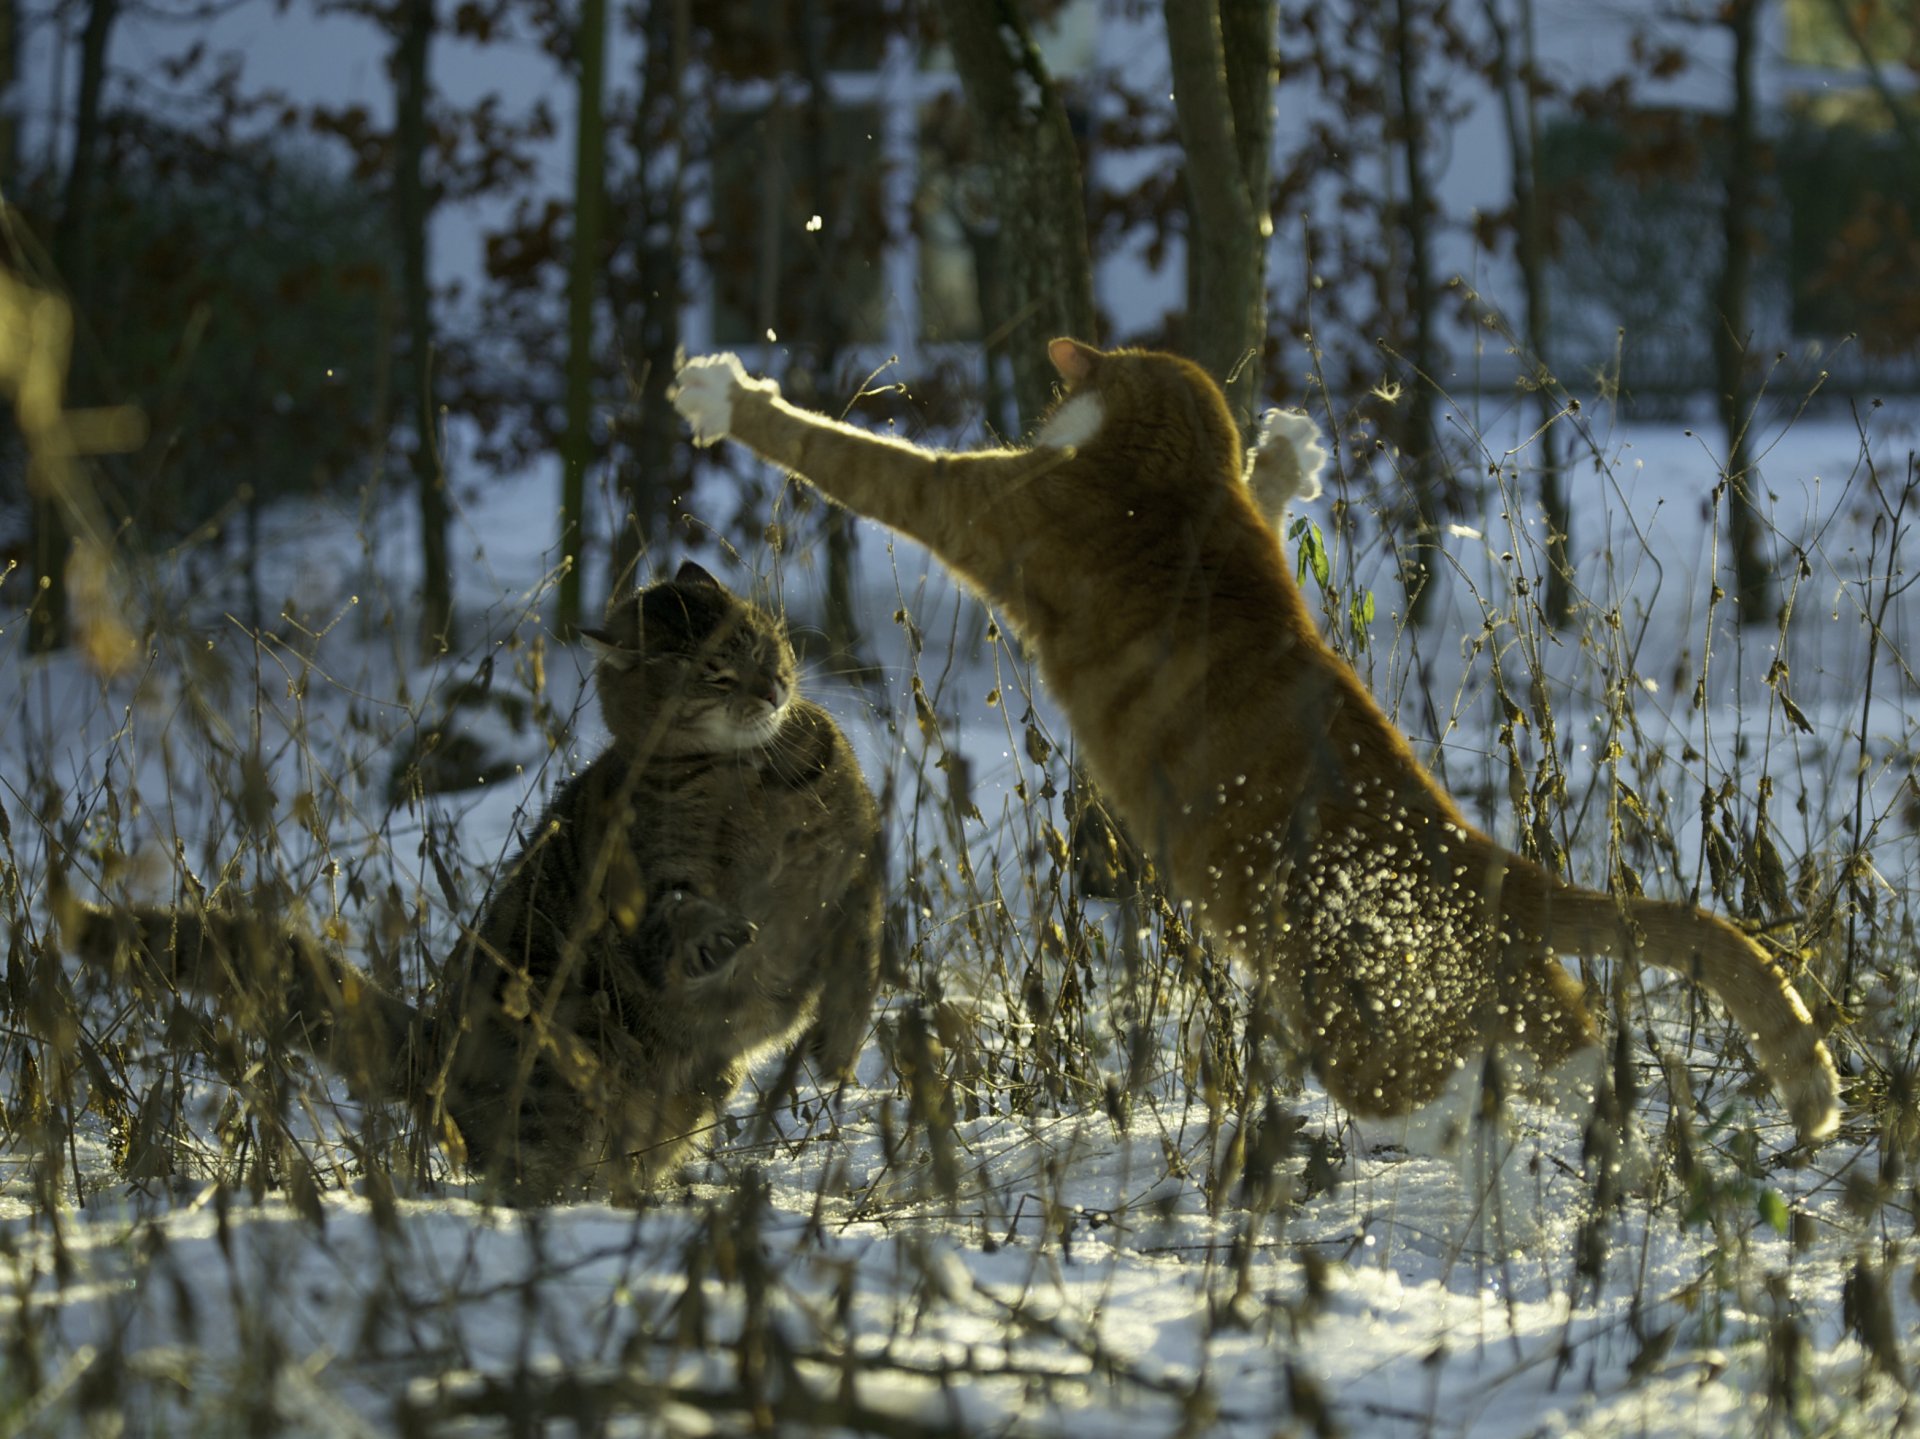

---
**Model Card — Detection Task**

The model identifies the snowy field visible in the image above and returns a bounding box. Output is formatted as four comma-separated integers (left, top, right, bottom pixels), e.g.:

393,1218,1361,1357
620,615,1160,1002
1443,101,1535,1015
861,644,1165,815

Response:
2,391,1918,1435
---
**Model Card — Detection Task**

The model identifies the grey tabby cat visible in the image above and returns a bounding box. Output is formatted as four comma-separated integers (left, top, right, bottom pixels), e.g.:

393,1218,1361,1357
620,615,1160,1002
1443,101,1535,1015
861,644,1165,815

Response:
75,562,886,1201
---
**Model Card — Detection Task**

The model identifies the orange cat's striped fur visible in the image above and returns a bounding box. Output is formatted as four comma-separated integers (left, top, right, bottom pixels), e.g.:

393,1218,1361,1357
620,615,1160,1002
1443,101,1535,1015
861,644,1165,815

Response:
672,340,1840,1144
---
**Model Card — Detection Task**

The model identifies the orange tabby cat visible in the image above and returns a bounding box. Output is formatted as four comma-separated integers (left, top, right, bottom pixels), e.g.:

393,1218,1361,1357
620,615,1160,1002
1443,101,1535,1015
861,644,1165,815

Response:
671,341,1840,1144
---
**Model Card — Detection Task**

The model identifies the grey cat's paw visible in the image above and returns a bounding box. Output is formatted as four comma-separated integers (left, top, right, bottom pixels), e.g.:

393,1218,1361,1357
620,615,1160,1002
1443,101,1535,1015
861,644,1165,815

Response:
647,889,757,982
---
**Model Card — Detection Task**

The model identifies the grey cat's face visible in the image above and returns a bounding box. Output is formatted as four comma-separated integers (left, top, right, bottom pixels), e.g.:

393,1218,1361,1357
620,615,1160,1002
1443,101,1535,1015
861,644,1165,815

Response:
587,563,797,756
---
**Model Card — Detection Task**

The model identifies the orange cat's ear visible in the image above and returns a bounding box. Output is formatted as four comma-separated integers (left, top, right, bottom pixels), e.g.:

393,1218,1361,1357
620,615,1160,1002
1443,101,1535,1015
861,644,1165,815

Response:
1048,338,1101,385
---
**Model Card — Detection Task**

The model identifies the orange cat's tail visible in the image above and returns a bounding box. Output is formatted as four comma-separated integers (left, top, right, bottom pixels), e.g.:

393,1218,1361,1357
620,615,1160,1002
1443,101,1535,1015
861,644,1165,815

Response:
1519,881,1841,1142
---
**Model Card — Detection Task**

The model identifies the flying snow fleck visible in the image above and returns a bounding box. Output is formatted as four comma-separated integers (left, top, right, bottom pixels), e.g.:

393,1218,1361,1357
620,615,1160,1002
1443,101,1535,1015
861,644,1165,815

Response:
765,329,778,342
806,215,823,233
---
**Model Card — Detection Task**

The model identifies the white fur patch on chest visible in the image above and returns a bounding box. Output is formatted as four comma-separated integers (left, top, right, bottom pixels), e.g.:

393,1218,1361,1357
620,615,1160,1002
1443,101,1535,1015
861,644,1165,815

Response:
1036,392,1104,450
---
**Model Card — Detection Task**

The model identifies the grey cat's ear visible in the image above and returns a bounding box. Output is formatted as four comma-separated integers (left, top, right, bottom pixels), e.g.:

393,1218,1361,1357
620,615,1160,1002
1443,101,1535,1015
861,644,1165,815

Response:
675,560,722,589
1048,337,1102,385
581,626,641,672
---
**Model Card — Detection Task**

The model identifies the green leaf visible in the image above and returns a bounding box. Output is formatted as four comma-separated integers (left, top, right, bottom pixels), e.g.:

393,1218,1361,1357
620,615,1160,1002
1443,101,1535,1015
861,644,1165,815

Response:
1348,590,1375,654
1616,780,1647,823
1758,1188,1789,1236
1292,522,1331,592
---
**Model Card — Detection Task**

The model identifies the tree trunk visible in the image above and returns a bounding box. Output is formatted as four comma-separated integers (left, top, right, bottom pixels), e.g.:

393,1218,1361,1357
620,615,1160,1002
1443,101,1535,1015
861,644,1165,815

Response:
1164,0,1274,436
934,0,1096,433
936,2,1116,901
0,0,19,191
1715,0,1773,624
1388,0,1442,623
1487,0,1570,626
796,0,864,663
35,0,119,654
394,0,452,653
611,0,687,595
557,0,609,634
1821,0,1920,165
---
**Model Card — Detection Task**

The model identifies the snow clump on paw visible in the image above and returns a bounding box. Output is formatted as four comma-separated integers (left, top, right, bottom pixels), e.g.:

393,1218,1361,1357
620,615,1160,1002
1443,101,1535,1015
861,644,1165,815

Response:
672,353,757,447
1253,410,1327,501
1245,408,1329,525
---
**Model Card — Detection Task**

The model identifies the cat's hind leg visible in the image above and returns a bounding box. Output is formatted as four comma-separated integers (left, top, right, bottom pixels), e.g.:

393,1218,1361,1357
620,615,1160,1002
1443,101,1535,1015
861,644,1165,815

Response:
1386,1047,1579,1254
1387,1041,1651,1259
800,852,886,1081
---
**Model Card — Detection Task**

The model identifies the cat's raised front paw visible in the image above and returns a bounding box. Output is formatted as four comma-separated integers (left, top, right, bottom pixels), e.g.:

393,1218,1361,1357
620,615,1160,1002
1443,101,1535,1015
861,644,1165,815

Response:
1245,408,1328,523
672,353,777,447
670,354,745,445
646,888,757,983
1252,410,1327,492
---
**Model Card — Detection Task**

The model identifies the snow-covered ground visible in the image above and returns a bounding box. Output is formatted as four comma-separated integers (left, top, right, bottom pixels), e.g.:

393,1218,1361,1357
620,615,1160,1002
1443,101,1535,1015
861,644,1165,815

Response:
2,395,1917,1435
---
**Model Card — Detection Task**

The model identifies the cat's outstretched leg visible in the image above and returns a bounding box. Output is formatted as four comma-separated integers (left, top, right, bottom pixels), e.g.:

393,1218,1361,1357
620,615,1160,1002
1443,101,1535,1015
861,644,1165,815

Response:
671,354,1067,613
1244,409,1328,529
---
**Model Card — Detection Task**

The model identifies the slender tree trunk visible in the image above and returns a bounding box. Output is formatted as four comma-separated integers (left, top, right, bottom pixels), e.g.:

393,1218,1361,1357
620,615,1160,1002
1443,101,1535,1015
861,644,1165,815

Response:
1,0,19,561
934,0,1096,433
394,0,451,652
557,0,608,634
797,0,863,663
936,1,1113,903
1487,0,1570,625
245,490,263,634
749,82,783,342
1821,0,1920,165
958,183,1014,434
1388,0,1442,623
1164,0,1274,435
611,0,687,594
0,0,19,191
1715,0,1773,624
35,0,118,653
51,0,108,275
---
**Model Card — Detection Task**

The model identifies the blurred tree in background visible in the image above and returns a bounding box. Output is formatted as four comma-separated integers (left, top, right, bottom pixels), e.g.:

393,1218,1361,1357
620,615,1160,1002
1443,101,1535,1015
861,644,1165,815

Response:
9,0,1920,645
48,129,392,530
15,116,393,630
391,0,453,652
